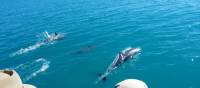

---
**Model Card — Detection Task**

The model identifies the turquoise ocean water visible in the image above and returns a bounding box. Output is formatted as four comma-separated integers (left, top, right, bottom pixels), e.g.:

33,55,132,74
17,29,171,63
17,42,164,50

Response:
1,0,200,88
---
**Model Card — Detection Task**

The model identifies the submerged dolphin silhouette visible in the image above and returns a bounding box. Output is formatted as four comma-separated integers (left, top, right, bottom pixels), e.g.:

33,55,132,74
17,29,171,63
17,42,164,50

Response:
71,45,96,55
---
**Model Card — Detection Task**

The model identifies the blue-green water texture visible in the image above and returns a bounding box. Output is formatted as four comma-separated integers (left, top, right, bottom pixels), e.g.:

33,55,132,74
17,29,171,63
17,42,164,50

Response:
1,0,200,88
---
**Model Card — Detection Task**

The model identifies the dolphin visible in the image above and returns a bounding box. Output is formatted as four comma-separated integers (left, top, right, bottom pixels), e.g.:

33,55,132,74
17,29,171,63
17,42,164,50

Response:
43,32,64,43
98,47,141,82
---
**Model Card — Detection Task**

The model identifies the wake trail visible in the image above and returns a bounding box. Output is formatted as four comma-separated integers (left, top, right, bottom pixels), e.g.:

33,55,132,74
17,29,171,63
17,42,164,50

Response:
10,42,45,57
10,31,64,57
13,58,50,82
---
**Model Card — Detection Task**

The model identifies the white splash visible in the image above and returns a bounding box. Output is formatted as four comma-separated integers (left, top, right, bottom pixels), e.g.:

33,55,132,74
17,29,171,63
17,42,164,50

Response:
10,31,64,57
191,58,194,62
10,42,45,57
25,58,50,81
14,58,50,81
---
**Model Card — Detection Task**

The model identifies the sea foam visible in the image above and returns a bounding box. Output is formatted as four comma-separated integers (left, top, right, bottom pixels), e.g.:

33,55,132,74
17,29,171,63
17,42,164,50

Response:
10,42,45,57
14,58,50,81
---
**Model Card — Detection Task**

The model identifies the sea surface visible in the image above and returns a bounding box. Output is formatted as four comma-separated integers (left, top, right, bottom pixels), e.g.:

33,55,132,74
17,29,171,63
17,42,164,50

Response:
0,0,200,88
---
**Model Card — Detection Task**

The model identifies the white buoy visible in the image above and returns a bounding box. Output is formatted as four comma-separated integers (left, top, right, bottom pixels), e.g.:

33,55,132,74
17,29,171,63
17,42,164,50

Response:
115,79,148,88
